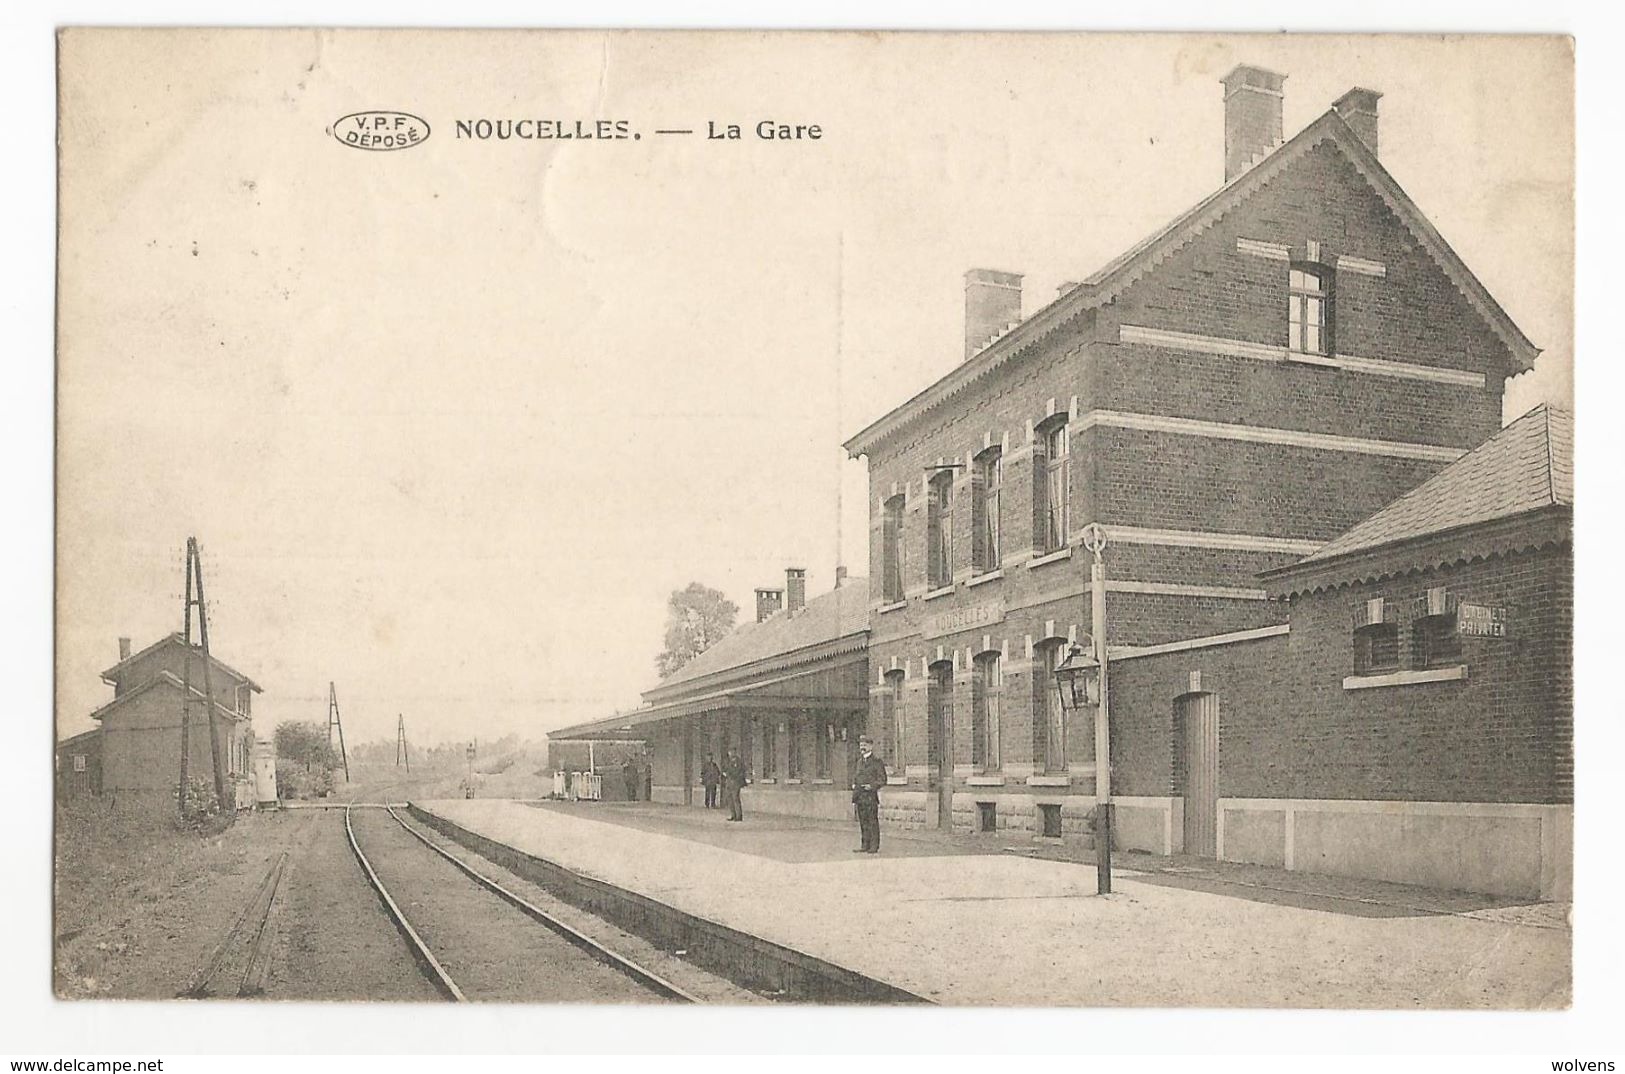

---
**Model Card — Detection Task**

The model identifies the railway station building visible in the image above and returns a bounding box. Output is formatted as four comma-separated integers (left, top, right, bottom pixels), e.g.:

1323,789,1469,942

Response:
82,633,263,812
842,66,1541,847
549,569,870,819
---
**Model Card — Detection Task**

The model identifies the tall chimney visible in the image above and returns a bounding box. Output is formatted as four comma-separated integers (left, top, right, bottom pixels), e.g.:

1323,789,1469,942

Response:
755,588,784,623
964,269,1023,360
1222,65,1286,181
118,637,131,661
785,568,807,614
1332,87,1381,157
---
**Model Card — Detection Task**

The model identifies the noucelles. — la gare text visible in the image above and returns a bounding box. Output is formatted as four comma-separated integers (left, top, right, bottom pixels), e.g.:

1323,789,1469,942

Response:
453,118,821,141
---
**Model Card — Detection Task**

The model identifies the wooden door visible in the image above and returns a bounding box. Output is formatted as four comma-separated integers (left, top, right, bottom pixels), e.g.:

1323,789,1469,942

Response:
1179,692,1219,858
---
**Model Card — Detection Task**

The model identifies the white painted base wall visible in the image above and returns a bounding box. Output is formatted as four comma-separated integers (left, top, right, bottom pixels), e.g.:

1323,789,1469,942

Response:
1216,797,1573,901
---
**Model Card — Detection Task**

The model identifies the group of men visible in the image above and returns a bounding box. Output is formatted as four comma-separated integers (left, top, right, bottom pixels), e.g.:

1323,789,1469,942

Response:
698,735,890,853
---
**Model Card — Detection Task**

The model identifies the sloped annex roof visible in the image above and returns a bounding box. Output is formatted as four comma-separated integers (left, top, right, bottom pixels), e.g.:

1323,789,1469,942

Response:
843,107,1540,457
1263,404,1571,587
100,633,263,692
89,669,250,723
646,579,869,699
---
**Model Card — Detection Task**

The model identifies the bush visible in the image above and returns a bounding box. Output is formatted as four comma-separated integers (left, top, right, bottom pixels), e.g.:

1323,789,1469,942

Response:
277,765,334,800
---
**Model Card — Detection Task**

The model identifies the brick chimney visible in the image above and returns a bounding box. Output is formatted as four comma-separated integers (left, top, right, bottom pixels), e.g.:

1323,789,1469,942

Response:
785,567,807,614
1222,65,1286,181
755,588,784,623
118,637,131,661
1332,87,1381,157
964,269,1023,360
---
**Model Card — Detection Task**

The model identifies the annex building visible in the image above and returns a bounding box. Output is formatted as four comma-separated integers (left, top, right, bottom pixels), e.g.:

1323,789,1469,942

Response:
842,66,1542,851
549,569,871,819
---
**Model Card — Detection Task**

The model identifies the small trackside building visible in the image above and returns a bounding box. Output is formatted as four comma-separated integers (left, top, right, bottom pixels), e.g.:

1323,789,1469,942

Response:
86,633,263,813
1110,404,1572,899
549,571,870,820
842,66,1538,841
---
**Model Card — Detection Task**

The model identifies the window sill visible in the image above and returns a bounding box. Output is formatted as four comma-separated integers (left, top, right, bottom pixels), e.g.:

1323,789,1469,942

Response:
756,778,776,785
1028,547,1073,570
966,775,1006,786
1343,665,1468,691
923,584,956,601
877,599,909,614
783,778,804,785
1027,774,1072,787
812,778,835,785
1286,350,1340,369
966,569,1004,588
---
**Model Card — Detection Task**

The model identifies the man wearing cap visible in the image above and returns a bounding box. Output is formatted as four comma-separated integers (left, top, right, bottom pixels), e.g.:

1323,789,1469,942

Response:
851,734,889,853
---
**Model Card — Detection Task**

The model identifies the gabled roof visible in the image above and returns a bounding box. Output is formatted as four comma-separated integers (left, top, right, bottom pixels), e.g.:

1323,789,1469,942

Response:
89,669,249,723
642,580,869,700
844,108,1539,457
56,728,100,751
1264,404,1571,582
100,633,263,692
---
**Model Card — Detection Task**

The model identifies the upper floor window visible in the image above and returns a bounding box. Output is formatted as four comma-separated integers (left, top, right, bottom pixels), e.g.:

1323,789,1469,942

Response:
1288,264,1332,356
972,448,1003,574
882,494,906,603
1036,419,1070,554
927,470,955,589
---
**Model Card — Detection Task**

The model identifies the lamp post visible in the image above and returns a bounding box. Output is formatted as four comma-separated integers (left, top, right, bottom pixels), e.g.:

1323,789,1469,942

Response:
1054,522,1112,894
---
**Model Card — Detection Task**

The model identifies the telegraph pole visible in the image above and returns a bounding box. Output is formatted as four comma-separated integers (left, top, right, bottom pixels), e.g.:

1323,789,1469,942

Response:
180,538,231,814
396,714,410,772
327,682,351,782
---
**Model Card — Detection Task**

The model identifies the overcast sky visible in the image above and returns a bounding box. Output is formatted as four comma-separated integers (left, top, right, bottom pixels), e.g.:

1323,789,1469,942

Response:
55,31,1572,748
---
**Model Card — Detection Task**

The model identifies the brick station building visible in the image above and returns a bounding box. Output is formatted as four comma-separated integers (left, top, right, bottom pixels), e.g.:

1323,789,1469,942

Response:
842,66,1540,846
1110,404,1572,899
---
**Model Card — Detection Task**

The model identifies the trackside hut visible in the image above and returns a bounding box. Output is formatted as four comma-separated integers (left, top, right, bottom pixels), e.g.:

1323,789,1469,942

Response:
842,66,1536,843
551,572,869,820
1108,404,1572,900
88,633,263,812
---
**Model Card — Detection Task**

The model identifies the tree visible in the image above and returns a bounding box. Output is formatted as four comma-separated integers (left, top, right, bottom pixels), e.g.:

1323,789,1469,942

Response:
656,582,739,677
274,720,335,773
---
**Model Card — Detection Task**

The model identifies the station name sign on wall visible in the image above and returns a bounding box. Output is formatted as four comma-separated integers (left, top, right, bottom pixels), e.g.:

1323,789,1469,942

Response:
922,600,1005,640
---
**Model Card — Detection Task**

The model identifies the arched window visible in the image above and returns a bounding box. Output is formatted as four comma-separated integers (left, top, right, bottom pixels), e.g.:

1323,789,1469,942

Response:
972,649,1002,772
882,494,906,603
1033,640,1068,773
1034,418,1070,554
972,446,1003,573
927,469,955,589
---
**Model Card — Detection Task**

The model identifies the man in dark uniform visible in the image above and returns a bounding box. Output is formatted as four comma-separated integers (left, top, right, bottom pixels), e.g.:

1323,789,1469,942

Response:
851,734,889,853
721,747,746,822
700,754,722,809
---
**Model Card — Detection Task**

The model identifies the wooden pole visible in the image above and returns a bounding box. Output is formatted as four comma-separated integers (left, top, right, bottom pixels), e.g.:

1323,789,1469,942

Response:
179,543,194,816
190,538,231,813
1091,550,1113,895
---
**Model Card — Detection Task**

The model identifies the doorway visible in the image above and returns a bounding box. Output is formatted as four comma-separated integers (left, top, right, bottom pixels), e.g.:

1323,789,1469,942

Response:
1177,692,1219,857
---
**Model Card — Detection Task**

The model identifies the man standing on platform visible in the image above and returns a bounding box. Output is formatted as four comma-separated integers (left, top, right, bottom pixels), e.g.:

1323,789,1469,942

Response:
721,747,746,822
851,735,888,854
700,754,721,809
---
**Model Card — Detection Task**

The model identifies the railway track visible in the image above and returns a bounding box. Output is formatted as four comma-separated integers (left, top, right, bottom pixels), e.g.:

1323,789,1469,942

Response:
344,804,697,1003
180,850,288,998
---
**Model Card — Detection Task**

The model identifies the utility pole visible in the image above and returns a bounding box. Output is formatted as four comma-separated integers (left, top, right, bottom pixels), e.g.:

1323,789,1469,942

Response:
396,714,410,772
327,682,351,782
180,538,230,815
1085,524,1113,895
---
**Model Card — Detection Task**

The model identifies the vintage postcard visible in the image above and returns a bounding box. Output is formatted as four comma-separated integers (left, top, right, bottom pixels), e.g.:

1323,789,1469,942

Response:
55,29,1573,1010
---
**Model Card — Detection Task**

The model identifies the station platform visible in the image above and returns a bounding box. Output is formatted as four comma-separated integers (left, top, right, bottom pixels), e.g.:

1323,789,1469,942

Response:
413,798,1569,1007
